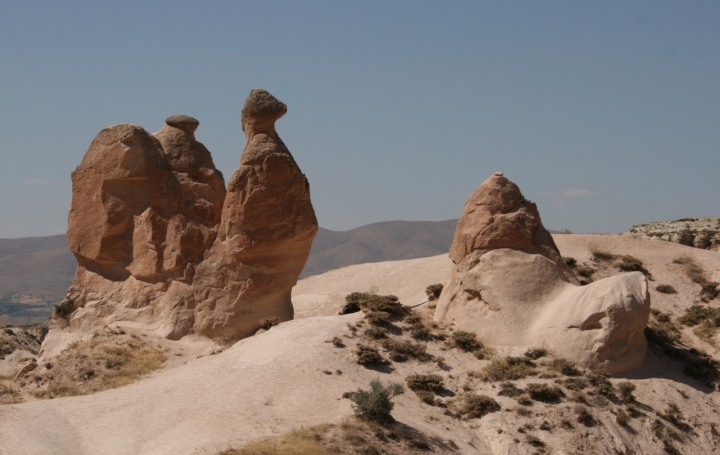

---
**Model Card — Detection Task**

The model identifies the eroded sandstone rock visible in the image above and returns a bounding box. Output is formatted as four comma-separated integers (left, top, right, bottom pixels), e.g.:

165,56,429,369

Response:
46,90,316,355
434,173,650,373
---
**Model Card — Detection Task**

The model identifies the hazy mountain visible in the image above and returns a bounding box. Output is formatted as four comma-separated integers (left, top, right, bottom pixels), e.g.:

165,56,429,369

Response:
300,219,458,278
0,220,459,314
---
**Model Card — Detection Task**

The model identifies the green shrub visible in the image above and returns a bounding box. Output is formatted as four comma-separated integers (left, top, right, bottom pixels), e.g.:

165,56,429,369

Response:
258,317,278,330
355,344,386,365
330,337,345,348
414,390,436,405
524,348,547,360
563,257,577,267
380,339,430,362
526,383,565,403
410,323,432,341
575,265,596,278
457,393,500,419
350,379,404,423
54,299,75,319
525,435,545,447
617,381,636,403
658,402,690,432
673,257,707,284
405,374,444,392
656,284,677,294
587,369,615,396
617,255,645,272
678,305,720,327
497,382,524,397
363,326,387,340
548,358,582,376
616,409,630,426
452,331,482,352
560,377,587,391
365,311,390,325
425,284,444,301
590,248,616,261
574,405,594,426
482,356,537,381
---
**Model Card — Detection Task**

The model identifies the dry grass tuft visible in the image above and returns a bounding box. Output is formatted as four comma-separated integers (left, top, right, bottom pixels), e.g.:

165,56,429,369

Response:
24,329,166,399
481,356,537,381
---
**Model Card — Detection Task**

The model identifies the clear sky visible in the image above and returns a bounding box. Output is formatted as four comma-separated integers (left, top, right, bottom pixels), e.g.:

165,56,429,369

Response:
1,1,718,238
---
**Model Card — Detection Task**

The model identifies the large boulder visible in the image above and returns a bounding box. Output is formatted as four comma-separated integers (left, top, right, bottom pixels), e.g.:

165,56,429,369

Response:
45,90,317,355
434,173,650,373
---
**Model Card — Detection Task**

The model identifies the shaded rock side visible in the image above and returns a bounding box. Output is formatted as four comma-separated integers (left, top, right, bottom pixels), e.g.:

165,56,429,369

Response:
434,173,650,373
50,91,316,352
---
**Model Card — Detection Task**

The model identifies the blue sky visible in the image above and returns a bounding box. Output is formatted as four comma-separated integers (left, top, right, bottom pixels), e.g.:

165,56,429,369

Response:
0,1,718,238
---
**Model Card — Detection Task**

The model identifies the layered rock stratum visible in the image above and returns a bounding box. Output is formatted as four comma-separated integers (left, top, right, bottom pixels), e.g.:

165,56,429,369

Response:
434,173,651,373
624,216,720,250
45,89,317,355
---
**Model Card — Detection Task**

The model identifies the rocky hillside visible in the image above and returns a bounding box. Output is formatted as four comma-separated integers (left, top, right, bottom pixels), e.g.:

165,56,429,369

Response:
624,216,720,251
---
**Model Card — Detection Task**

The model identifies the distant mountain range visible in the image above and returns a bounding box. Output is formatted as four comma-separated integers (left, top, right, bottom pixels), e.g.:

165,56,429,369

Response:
0,219,577,324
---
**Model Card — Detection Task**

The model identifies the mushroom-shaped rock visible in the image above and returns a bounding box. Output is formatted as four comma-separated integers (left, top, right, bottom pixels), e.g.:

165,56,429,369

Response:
434,174,650,373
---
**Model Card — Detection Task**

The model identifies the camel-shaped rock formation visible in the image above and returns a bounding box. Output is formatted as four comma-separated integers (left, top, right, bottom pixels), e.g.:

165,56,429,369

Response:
434,172,650,373
45,89,317,355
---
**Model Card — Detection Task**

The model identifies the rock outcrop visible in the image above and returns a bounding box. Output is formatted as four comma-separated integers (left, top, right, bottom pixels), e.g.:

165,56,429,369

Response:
624,217,720,251
47,90,317,355
434,173,650,373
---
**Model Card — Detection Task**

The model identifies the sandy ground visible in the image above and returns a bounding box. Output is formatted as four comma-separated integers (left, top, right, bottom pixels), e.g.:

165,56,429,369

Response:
1,234,719,455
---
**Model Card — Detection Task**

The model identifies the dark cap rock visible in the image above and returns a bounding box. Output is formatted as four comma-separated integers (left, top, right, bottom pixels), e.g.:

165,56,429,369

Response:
165,115,200,132
242,89,287,122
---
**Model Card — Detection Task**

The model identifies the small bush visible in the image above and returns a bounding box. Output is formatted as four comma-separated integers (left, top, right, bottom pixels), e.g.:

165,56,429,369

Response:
656,284,677,294
405,374,444,392
482,356,536,381
574,405,594,426
330,337,344,348
425,284,443,301
563,257,577,267
54,299,75,319
414,390,436,405
514,406,531,416
701,282,720,300
457,394,500,419
548,358,582,376
575,265,596,278
409,323,432,341
363,326,387,340
355,345,386,365
674,256,707,284
617,255,645,272
258,317,278,330
380,339,430,362
350,379,404,423
587,369,615,397
524,348,547,360
616,409,630,426
561,378,587,391
452,331,482,352
365,311,391,325
525,435,545,447
590,248,616,261
679,305,720,328
497,382,524,397
526,383,564,403
659,402,690,431
617,381,636,403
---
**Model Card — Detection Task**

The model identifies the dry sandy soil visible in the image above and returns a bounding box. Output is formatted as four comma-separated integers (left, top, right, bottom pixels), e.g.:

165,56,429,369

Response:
1,234,719,455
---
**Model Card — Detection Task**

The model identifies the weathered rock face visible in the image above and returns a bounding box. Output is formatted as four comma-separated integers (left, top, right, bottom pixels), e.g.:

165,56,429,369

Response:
48,90,317,355
434,173,650,373
624,217,720,251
